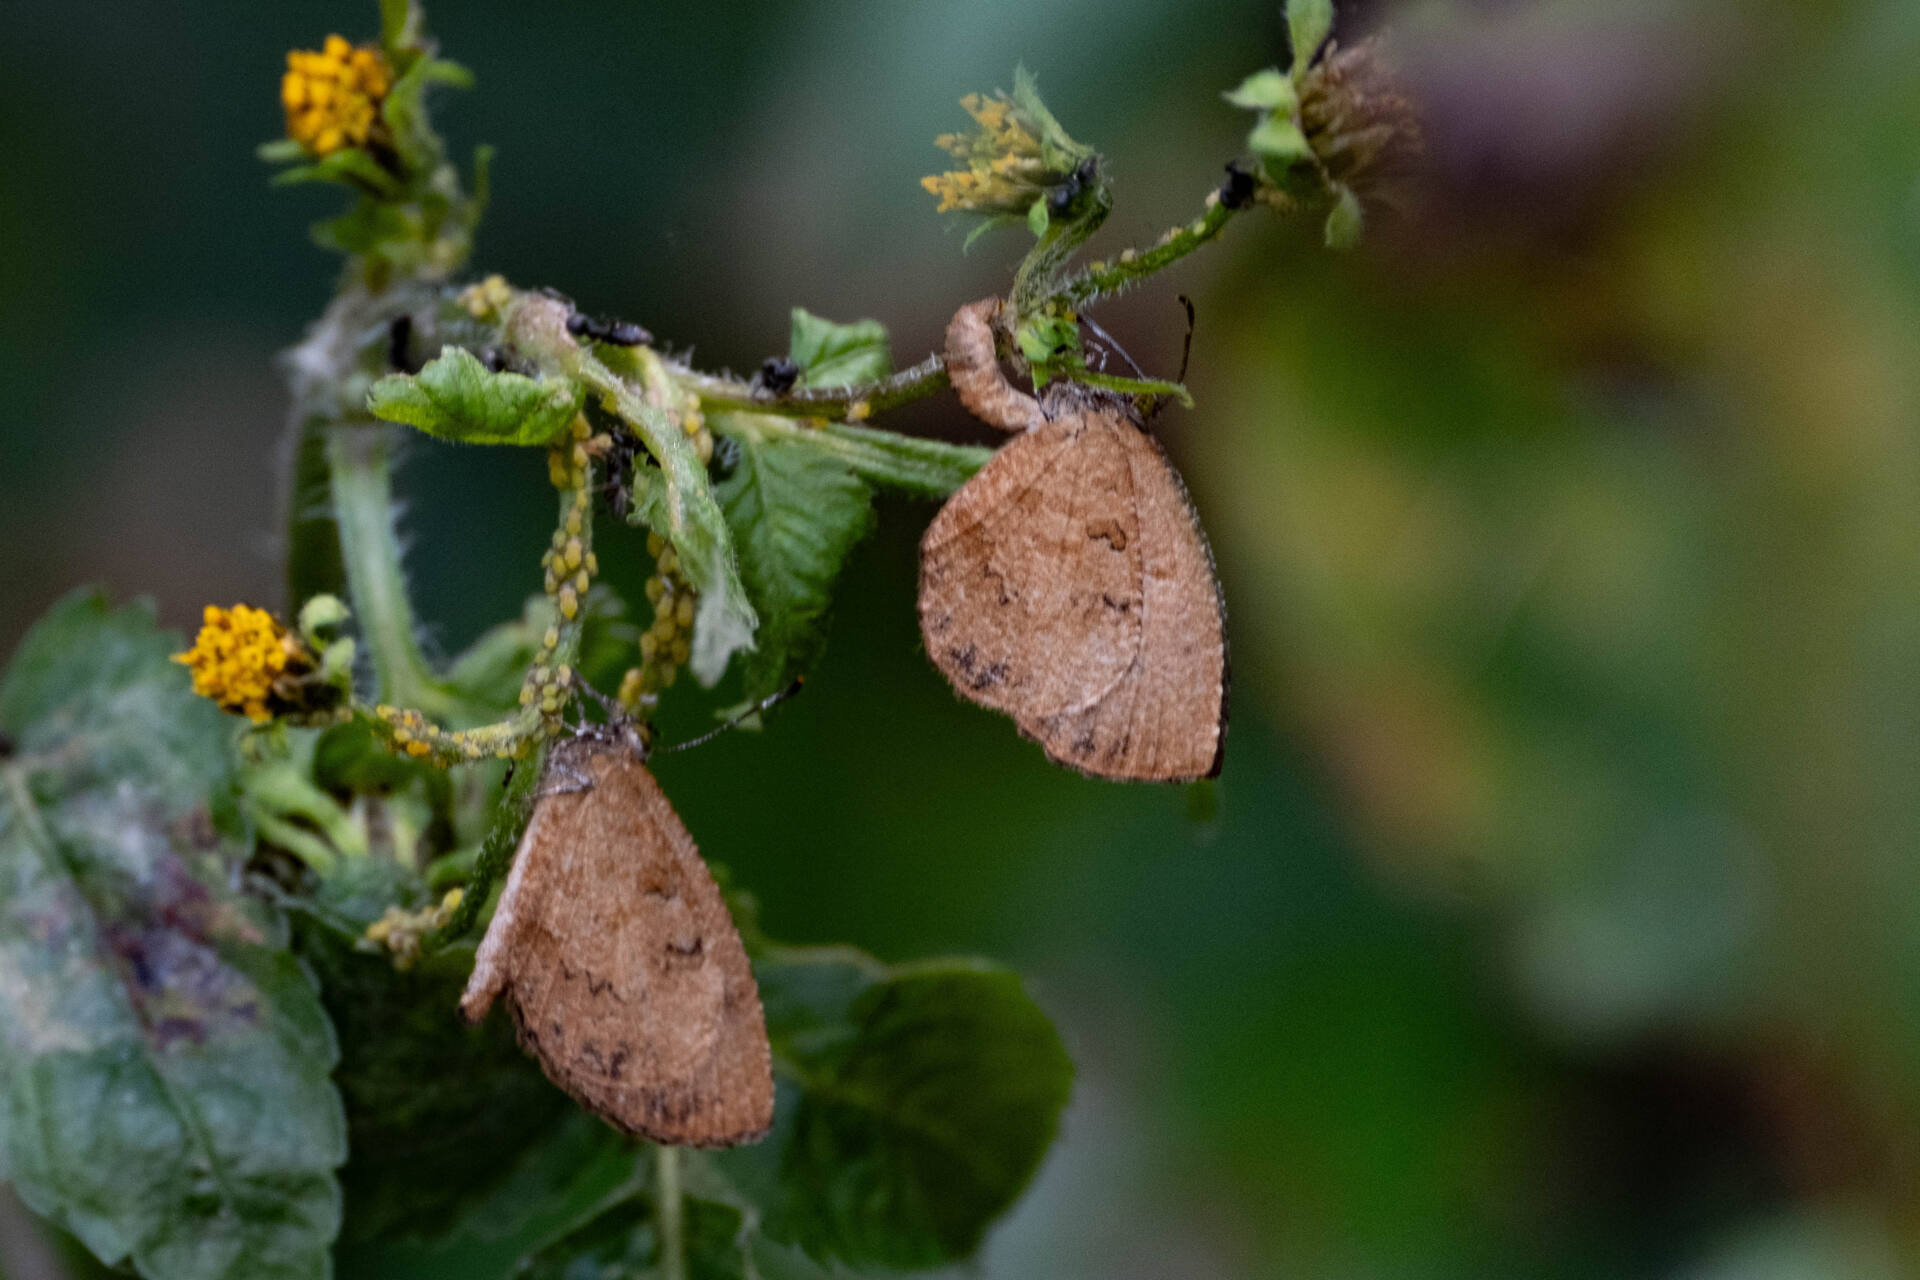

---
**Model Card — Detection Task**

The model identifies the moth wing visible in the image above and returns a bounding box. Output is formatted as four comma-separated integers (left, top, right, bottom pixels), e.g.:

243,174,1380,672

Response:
461,746,773,1147
1043,424,1227,781
920,415,1145,721
919,409,1226,782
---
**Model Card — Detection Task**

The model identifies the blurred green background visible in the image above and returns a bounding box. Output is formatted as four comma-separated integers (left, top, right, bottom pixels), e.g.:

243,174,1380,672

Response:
6,0,1920,1276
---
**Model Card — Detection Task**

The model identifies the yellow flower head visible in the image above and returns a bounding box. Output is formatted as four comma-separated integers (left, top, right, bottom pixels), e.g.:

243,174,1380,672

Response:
173,604,311,723
921,91,1055,215
282,34,394,158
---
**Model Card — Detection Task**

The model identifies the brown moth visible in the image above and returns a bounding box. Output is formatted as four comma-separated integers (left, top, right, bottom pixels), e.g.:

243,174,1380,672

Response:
919,297,1228,782
460,723,774,1147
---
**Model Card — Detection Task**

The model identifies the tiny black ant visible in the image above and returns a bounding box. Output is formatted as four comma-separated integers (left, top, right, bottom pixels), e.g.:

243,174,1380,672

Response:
1218,161,1256,211
386,314,420,373
757,356,801,395
566,311,653,347
1047,156,1100,217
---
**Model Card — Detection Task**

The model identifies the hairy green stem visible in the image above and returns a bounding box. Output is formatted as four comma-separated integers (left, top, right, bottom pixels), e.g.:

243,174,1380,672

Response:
328,427,458,718
676,353,950,420
656,1143,686,1280
1055,197,1243,309
427,738,542,946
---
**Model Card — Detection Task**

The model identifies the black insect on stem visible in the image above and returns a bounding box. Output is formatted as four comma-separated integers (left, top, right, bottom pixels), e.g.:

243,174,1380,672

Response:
1218,161,1257,211
1047,156,1100,217
566,311,653,347
603,428,638,522
1176,295,1197,384
386,314,420,373
756,355,801,395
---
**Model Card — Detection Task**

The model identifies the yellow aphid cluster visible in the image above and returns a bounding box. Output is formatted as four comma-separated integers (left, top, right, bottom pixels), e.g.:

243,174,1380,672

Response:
618,532,695,715
364,888,465,970
173,604,310,724
459,274,515,322
374,704,524,763
678,389,714,468
541,417,599,628
921,92,1052,215
282,35,393,159
514,415,600,730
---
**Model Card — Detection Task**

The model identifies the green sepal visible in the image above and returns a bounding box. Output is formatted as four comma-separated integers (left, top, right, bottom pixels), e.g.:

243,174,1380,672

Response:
269,147,399,196
1324,182,1365,251
1015,310,1080,388
1224,67,1297,112
1010,64,1095,175
381,45,471,177
1027,194,1051,238
367,347,579,446
1248,112,1313,172
787,309,892,389
257,138,309,164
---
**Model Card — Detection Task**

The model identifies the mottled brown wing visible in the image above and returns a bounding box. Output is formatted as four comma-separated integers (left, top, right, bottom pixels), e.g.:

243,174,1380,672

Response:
460,741,773,1147
919,399,1227,781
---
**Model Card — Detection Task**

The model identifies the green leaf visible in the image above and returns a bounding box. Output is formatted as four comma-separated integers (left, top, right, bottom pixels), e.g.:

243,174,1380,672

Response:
1223,67,1297,112
368,347,579,446
714,418,877,701
808,422,988,500
724,948,1073,1270
579,352,758,686
1288,0,1335,75
1324,182,1365,251
334,1110,646,1277
0,590,345,1280
787,309,891,389
294,912,576,1247
519,1193,754,1280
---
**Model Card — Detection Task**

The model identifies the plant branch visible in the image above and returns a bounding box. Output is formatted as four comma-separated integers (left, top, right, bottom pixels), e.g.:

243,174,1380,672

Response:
1051,196,1244,310
674,353,950,420
656,1143,687,1280
328,426,461,719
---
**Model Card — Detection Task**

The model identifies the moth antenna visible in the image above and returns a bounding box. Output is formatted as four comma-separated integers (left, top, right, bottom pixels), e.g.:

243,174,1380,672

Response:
1176,295,1197,386
1079,313,1148,380
661,679,803,754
